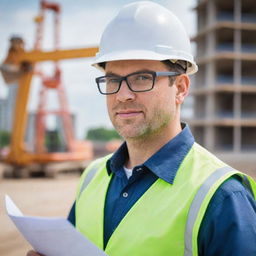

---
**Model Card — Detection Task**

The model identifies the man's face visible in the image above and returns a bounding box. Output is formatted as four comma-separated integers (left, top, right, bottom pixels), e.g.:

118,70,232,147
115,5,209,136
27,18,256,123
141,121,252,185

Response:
105,59,187,140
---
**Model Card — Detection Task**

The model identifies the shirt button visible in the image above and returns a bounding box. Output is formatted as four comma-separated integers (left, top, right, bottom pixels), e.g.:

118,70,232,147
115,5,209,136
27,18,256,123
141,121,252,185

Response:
122,192,128,198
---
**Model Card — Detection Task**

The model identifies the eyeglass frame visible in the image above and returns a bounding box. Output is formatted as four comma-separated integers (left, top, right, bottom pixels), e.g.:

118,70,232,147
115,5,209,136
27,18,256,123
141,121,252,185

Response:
95,70,181,95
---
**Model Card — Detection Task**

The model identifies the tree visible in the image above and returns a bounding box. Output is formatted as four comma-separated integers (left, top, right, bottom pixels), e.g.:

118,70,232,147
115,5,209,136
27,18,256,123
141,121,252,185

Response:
86,127,121,142
0,130,10,148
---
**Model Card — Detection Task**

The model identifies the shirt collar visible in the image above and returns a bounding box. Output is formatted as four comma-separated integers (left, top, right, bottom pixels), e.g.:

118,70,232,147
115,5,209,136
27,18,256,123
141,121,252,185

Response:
106,141,129,176
107,123,194,184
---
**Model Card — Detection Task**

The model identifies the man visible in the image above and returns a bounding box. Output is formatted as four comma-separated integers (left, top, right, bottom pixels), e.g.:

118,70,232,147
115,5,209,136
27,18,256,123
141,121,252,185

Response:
27,2,256,256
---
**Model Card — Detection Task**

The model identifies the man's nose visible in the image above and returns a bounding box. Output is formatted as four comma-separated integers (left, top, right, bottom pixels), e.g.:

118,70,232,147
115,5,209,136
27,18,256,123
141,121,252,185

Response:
116,80,136,102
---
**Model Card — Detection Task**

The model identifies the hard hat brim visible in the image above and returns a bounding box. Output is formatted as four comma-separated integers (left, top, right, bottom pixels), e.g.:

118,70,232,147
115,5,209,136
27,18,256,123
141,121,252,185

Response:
92,49,198,75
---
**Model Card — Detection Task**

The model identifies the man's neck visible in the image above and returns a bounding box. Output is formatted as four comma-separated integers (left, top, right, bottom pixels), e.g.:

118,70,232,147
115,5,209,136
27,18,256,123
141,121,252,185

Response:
125,122,182,169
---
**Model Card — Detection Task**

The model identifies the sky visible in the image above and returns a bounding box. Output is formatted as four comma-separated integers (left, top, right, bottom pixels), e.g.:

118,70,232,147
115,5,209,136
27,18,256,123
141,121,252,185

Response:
0,0,197,139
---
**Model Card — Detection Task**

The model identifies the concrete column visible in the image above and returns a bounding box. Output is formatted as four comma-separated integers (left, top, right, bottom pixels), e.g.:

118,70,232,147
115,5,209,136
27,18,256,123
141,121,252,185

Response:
234,59,241,86
234,29,241,53
234,0,241,54
234,0,242,153
205,59,215,89
205,0,216,151
207,0,216,26
205,125,215,151
234,126,241,152
233,59,241,152
206,30,216,57
206,0,216,57
234,0,242,23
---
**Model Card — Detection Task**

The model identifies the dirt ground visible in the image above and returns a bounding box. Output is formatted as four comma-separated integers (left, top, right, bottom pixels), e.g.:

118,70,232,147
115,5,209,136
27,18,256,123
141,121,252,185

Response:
0,174,80,256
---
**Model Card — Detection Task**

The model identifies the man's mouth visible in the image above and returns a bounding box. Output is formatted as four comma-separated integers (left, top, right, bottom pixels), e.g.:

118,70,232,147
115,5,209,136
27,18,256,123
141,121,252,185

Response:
116,110,143,118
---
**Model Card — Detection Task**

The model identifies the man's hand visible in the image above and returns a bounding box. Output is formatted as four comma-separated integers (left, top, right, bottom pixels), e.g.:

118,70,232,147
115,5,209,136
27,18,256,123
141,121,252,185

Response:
26,250,44,256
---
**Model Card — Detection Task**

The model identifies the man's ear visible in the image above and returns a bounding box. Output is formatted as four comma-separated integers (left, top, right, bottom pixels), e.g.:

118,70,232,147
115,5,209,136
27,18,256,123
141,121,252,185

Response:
175,74,190,104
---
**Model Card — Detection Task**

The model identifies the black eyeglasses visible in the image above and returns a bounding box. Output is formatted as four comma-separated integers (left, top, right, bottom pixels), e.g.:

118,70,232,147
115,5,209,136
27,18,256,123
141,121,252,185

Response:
95,71,181,95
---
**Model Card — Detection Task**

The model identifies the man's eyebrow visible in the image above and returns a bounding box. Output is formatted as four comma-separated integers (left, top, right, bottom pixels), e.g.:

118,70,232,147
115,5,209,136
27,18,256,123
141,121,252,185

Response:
105,72,120,76
105,69,155,76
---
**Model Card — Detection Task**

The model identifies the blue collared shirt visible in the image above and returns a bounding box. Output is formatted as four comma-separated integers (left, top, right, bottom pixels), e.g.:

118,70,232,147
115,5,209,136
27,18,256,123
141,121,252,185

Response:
68,124,256,255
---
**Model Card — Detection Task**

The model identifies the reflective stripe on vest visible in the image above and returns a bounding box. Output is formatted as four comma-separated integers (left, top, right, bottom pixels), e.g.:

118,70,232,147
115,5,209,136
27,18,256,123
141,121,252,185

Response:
78,161,101,199
185,166,244,255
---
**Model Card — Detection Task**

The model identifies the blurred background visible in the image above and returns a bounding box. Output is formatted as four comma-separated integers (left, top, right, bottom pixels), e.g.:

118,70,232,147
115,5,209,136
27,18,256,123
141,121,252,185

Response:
0,0,196,139
0,0,255,255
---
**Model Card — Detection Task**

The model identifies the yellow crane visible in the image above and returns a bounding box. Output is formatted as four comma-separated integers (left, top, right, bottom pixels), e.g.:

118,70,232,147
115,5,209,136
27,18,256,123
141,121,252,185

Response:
0,0,98,177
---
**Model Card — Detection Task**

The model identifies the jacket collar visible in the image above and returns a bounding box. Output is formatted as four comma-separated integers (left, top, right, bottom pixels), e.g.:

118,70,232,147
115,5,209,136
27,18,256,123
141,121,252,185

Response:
107,123,194,184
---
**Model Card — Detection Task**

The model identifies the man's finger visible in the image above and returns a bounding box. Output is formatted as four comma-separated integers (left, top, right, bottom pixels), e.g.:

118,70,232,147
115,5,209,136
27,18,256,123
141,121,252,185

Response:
26,250,44,256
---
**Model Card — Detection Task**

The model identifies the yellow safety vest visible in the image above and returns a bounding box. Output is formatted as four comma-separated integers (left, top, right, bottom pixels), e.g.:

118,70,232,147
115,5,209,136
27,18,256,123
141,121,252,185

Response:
75,143,256,256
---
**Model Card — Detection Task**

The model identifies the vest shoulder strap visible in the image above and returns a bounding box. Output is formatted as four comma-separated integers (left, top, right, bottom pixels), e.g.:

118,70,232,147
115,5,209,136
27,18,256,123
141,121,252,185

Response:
184,166,254,256
78,156,110,199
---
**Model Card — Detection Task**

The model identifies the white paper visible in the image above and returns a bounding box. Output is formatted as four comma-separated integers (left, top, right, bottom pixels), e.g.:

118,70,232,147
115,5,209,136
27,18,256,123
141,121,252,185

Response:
5,195,108,256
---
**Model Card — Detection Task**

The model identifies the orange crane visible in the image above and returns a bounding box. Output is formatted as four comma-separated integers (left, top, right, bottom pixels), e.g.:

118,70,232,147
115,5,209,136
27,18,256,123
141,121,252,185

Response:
0,0,98,177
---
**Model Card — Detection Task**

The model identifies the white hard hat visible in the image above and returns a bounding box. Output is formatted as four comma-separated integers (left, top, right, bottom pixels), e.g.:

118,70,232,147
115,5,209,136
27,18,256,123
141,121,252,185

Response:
92,1,198,75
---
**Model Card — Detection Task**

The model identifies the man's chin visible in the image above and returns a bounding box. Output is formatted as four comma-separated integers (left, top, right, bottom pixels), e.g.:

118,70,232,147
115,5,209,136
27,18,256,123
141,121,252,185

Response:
116,128,147,140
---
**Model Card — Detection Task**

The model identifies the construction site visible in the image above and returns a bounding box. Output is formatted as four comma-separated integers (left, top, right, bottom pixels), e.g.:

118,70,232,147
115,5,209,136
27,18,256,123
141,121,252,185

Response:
0,0,256,255
0,0,111,179
0,1,117,255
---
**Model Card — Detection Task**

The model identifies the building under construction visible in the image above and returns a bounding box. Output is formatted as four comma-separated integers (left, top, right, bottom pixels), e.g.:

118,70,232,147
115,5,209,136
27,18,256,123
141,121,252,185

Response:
187,0,256,173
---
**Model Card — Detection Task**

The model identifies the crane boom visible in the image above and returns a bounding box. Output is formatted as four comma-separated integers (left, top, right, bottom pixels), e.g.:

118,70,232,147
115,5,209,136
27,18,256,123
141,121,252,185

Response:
14,47,99,63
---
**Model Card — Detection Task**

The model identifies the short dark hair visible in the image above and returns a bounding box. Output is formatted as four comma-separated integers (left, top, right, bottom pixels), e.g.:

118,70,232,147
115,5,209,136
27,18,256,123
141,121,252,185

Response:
162,60,186,86
98,62,106,69
161,60,187,74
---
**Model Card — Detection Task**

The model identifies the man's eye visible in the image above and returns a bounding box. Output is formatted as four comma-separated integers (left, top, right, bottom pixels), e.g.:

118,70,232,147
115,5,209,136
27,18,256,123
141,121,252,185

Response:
135,74,152,81
106,77,120,84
